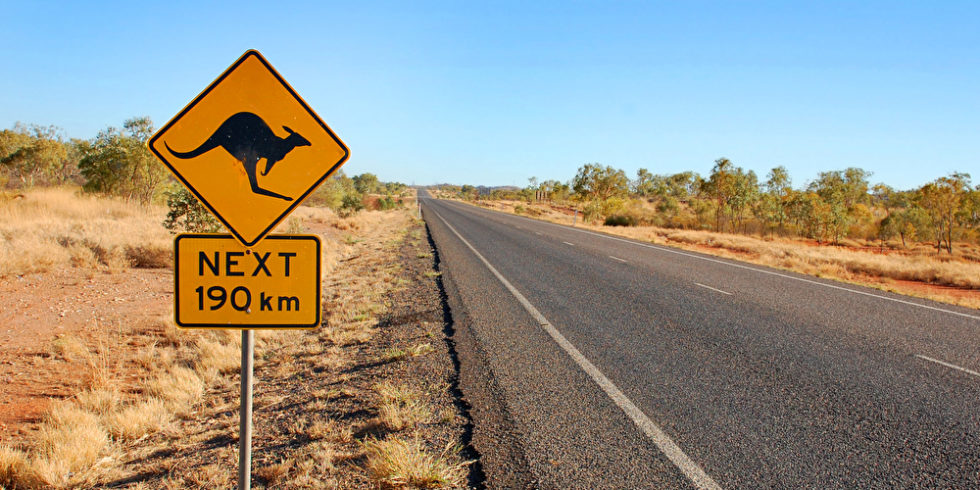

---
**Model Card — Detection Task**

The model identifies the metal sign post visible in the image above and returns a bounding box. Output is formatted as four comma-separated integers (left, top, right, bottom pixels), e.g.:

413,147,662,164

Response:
239,329,254,489
148,49,347,489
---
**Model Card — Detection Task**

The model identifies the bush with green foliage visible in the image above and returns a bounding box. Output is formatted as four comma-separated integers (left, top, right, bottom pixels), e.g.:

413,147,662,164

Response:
162,185,221,233
0,123,79,188
604,214,638,227
78,117,168,204
340,192,365,217
377,195,401,210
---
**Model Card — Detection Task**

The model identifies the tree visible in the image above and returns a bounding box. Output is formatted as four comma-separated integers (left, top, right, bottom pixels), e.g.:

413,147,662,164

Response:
0,123,77,187
352,173,381,194
766,166,792,234
703,158,758,233
632,168,655,197
538,179,570,202
703,158,734,231
918,173,970,253
310,171,355,209
572,163,629,201
78,117,168,204
807,168,871,244
961,185,980,236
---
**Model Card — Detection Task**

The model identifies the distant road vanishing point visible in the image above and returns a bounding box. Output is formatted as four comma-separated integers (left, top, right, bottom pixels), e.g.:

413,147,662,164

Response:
420,189,980,488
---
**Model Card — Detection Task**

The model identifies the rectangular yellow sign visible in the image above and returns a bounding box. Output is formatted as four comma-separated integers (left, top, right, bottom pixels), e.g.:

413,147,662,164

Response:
175,234,320,329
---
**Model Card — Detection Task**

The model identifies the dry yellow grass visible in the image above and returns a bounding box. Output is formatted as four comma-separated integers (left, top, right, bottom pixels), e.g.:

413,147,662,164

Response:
48,334,89,362
104,398,171,440
0,187,171,276
74,389,121,417
29,403,107,487
362,438,467,489
144,366,205,414
2,189,459,488
1,319,244,488
193,336,241,379
375,382,432,431
254,459,293,486
307,418,353,443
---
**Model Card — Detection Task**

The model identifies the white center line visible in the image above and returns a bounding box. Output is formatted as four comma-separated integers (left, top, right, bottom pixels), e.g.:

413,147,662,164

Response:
695,283,733,296
535,231,543,235
563,241,575,246
469,203,980,322
609,256,628,263
916,355,980,378
431,209,721,490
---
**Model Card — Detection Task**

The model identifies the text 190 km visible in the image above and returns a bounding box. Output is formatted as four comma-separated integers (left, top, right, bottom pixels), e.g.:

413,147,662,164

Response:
194,285,300,313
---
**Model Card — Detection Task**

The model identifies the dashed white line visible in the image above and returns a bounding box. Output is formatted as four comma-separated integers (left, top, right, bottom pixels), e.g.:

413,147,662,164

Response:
431,209,721,490
563,241,575,246
534,231,543,235
464,203,980,322
609,256,628,263
695,283,733,296
916,355,980,378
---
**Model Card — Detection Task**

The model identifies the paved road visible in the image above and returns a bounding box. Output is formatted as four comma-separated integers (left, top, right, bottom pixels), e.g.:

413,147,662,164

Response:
420,191,980,489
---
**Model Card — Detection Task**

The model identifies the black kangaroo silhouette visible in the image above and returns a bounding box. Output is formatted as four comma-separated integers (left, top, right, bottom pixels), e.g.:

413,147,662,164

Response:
164,112,311,201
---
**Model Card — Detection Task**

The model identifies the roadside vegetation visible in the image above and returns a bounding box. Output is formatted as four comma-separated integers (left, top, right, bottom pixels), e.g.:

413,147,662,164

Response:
435,161,980,308
1,118,409,233
0,119,464,488
0,118,411,277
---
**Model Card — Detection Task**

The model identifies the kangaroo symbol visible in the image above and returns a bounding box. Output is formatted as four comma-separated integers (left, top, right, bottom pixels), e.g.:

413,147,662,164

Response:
165,112,311,201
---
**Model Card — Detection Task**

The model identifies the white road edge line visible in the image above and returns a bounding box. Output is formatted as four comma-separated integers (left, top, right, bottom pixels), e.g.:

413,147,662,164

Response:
609,256,628,263
462,203,980,322
695,283,734,296
563,241,575,246
431,209,721,490
916,355,980,378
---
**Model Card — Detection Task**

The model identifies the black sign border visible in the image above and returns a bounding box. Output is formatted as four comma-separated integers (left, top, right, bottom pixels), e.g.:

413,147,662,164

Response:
149,50,350,247
174,233,322,329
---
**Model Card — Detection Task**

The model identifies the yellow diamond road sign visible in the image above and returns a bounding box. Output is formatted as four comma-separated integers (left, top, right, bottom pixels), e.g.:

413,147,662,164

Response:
149,50,349,247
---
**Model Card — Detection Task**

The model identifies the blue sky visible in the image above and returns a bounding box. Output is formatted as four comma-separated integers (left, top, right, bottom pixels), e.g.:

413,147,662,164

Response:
1,1,977,190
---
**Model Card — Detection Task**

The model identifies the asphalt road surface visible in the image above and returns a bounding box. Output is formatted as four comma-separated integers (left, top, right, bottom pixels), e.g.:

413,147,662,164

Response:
420,191,980,489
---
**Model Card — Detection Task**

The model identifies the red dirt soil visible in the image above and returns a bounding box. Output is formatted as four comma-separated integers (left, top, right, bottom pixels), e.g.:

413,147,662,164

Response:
0,267,171,443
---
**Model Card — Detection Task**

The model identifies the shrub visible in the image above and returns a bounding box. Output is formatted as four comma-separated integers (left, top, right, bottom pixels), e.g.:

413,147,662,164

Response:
78,117,168,204
378,195,401,211
162,185,221,233
604,214,638,227
340,192,365,217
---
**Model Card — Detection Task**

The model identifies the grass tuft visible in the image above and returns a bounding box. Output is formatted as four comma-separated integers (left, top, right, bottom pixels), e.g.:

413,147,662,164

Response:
374,383,431,431
75,389,121,417
104,398,171,440
363,438,467,488
144,366,205,414
49,334,88,362
255,459,293,486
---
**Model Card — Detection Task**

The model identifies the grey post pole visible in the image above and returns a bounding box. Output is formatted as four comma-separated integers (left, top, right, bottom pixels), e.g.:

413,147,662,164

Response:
239,329,254,489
